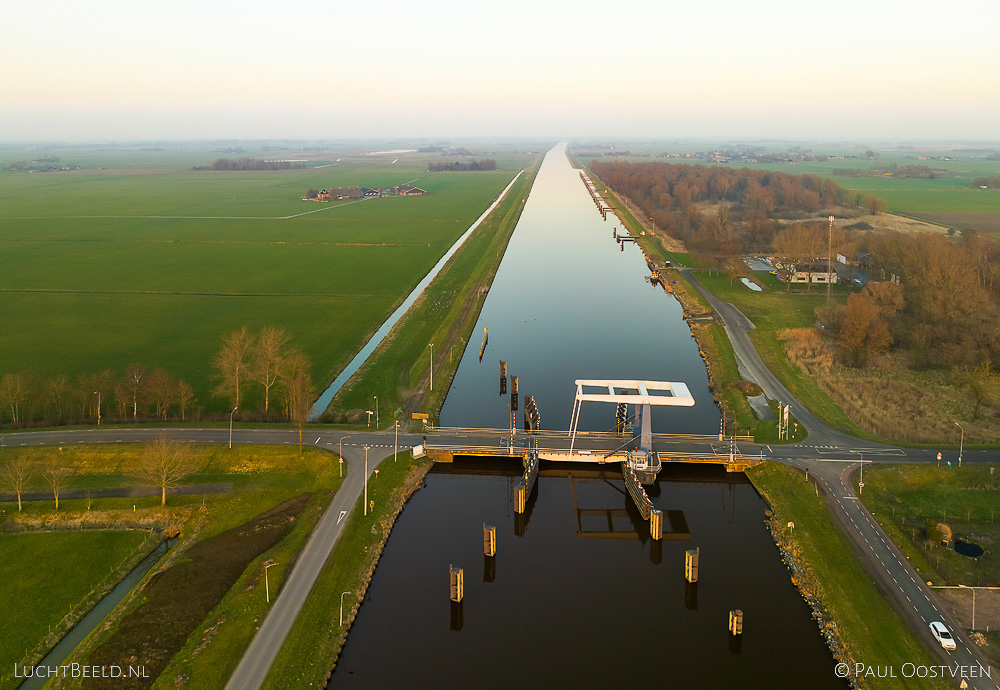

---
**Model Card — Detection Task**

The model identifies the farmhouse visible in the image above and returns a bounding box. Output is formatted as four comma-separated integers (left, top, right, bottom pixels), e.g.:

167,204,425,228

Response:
393,185,427,196
785,262,838,284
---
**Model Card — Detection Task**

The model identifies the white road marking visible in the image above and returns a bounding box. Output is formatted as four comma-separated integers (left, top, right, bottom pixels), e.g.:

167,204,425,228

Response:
337,510,347,524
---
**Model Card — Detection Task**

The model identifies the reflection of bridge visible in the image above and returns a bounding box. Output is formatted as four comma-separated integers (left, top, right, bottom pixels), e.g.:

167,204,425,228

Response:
416,379,766,541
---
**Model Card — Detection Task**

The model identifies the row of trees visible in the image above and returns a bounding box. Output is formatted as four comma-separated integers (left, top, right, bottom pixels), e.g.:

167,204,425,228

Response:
0,437,198,511
590,160,887,253
973,175,1000,189
193,158,303,171
427,159,497,171
1,367,197,427
833,164,940,179
0,327,316,436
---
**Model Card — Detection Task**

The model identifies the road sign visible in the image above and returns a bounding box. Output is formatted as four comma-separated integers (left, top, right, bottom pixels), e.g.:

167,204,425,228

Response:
859,481,864,488
937,452,942,461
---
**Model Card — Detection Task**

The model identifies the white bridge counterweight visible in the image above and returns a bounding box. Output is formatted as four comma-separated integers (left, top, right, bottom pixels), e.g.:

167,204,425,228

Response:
568,379,696,456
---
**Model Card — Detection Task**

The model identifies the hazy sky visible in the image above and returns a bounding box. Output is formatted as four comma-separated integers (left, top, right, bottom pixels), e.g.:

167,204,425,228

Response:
3,0,999,141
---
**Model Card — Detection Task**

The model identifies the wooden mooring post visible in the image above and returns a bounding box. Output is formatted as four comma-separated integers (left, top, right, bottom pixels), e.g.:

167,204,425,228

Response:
478,327,488,361
685,547,700,583
650,508,663,541
449,565,464,603
483,524,496,557
729,609,743,635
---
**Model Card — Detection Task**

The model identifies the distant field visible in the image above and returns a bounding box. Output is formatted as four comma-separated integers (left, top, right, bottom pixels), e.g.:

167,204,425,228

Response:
0,145,538,414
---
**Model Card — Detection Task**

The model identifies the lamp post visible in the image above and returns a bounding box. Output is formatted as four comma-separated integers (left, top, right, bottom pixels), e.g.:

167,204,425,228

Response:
93,391,101,426
429,343,434,391
364,445,370,516
827,215,835,306
264,562,277,603
955,422,964,467
959,584,976,630
229,406,238,449
340,590,353,627
373,395,379,429
394,410,400,462
338,435,351,477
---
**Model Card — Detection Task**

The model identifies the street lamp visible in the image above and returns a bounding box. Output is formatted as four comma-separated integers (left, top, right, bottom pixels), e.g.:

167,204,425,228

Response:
229,406,238,449
955,422,964,467
394,409,400,462
959,584,976,630
364,445,370,516
94,391,101,426
338,435,351,477
264,562,277,603
373,395,379,429
340,590,353,627
429,343,434,391
827,215,835,306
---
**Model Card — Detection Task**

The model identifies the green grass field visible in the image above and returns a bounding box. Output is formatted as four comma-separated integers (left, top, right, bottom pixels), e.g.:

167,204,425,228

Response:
0,530,152,677
0,145,539,416
858,464,999,587
0,442,342,689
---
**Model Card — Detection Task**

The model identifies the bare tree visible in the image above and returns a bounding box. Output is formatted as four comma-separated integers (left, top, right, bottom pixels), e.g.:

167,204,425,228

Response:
0,456,36,511
121,365,148,421
0,371,35,425
280,350,315,452
132,437,199,507
177,380,196,421
251,326,291,415
146,368,177,420
214,326,254,410
43,465,73,511
44,375,71,423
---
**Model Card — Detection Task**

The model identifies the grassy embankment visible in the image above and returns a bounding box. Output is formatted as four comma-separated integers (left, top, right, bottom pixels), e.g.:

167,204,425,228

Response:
748,462,946,690
0,530,156,686
262,452,431,690
582,167,806,442
0,149,529,415
325,158,542,426
0,443,340,690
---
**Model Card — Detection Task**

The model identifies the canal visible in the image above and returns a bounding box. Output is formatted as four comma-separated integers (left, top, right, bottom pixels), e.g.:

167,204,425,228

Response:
328,144,844,687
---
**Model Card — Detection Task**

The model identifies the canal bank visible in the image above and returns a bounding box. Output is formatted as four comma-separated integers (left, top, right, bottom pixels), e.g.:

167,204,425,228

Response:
324,144,845,687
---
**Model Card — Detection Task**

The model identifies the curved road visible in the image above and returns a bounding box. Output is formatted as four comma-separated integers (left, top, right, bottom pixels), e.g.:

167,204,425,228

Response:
682,268,998,689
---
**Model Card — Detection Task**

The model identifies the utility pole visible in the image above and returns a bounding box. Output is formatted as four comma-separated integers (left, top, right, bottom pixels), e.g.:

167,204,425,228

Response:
827,215,835,306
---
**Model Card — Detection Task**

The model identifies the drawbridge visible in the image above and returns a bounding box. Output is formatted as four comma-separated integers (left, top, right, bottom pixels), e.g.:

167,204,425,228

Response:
414,379,765,540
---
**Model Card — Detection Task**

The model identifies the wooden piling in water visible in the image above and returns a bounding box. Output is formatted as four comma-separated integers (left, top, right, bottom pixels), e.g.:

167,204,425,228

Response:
650,508,663,540
729,609,743,635
685,547,700,583
478,327,488,361
483,524,496,557
449,565,464,602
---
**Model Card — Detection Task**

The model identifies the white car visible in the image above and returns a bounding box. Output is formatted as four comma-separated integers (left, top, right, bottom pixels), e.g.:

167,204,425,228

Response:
929,621,956,650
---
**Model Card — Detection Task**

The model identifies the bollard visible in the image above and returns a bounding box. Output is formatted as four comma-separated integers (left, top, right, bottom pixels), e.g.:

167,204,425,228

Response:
514,482,526,514
685,547,700,583
483,524,496,557
449,565,464,603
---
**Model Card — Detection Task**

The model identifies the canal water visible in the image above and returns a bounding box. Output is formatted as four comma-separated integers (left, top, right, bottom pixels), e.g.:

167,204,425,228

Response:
328,144,844,688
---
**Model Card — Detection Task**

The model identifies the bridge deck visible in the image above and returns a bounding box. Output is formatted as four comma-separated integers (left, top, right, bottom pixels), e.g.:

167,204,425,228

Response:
422,444,763,472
